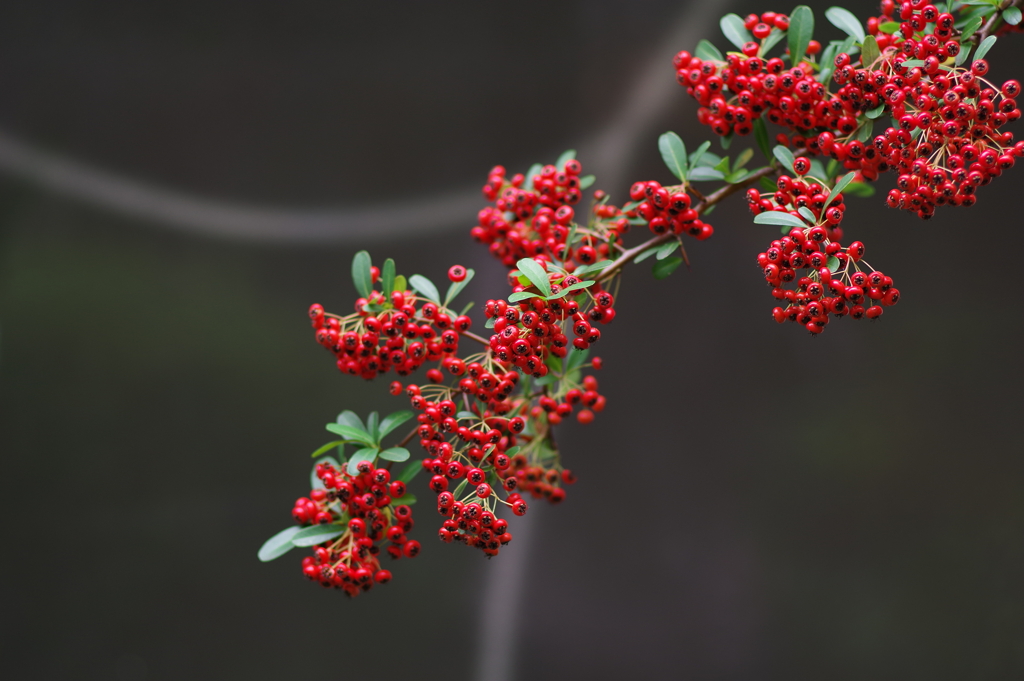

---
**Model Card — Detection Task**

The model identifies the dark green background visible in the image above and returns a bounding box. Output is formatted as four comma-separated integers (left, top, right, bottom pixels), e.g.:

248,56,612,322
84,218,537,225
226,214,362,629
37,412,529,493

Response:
1,1,1022,679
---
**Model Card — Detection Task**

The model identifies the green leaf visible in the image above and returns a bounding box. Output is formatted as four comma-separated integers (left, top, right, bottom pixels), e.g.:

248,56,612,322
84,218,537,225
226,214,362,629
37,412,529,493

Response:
484,316,495,329
652,256,684,279
762,27,787,54
725,169,751,184
808,159,828,180
753,211,806,227
866,104,886,119
961,15,984,39
579,175,596,189
452,478,469,498
366,411,380,442
658,132,688,182
379,410,413,439
760,176,778,191
825,171,856,208
522,163,543,189
955,42,973,66
634,245,662,263
381,258,396,299
689,141,712,169
656,241,680,260
398,460,423,484
695,39,723,62
351,250,372,298
566,346,589,373
688,167,725,182
292,524,345,547
1003,7,1021,25
878,21,900,33
516,257,551,295
861,34,880,68
556,149,576,168
714,155,730,173
508,291,542,303
797,206,817,223
347,447,378,476
733,147,754,170
844,182,875,197
780,224,793,235
826,255,841,271
444,268,475,306
573,260,613,276
310,440,345,459
456,410,477,420
788,6,814,62
379,447,410,462
975,35,997,61
393,274,407,294
409,274,440,304
773,145,796,173
721,13,754,49
547,280,595,301
826,158,840,178
325,423,376,446
754,117,772,159
825,7,865,41
720,131,734,150
258,526,302,561
390,493,417,506
336,410,364,431
311,455,342,489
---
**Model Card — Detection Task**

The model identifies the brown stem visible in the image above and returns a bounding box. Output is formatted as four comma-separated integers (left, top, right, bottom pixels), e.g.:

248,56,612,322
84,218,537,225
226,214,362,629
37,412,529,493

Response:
462,330,491,346
976,0,1020,44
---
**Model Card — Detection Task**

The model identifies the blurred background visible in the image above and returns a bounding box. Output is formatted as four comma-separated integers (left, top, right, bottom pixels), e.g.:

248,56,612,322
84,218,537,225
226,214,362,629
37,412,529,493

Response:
1,1,1023,679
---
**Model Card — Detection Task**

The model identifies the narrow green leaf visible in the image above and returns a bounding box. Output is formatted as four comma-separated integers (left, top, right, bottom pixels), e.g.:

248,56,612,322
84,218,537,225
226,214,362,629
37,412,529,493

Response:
754,117,772,159
773,145,796,173
311,455,342,489
1003,7,1021,25
336,410,364,431
310,440,345,459
733,147,754,170
762,27,787,54
878,21,900,33
861,34,881,68
658,132,688,182
844,182,875,197
579,175,596,189
825,7,865,41
780,224,794,235
390,493,417,506
866,104,886,119
688,167,725,182
347,447,378,476
484,316,495,329
258,526,302,561
695,39,723,62
961,15,984,39
975,35,997,61
825,171,856,208
409,274,440,304
381,258,396,299
292,524,345,547
516,257,551,294
656,241,680,260
325,423,376,446
797,206,817,223
760,176,778,191
522,163,543,189
788,6,815,62
379,447,410,462
508,291,543,303
379,410,413,439
720,131,734,150
955,43,973,66
652,256,684,279
714,155,731,173
572,260,613,276
808,159,828,180
398,460,423,484
547,280,595,301
566,346,589,372
556,149,576,168
721,13,754,49
444,268,475,306
689,141,712,169
393,274,407,294
634,245,662,263
351,250,372,298
452,478,469,498
726,169,751,184
366,411,380,442
455,410,477,420
753,211,806,227
826,158,840,178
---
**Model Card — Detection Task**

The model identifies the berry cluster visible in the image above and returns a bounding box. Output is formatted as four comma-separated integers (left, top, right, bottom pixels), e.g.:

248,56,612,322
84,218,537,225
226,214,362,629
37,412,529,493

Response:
626,180,714,240
293,462,419,596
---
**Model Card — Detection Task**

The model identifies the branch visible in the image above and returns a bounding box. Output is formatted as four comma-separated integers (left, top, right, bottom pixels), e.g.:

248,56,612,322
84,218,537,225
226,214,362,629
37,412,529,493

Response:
976,0,1020,44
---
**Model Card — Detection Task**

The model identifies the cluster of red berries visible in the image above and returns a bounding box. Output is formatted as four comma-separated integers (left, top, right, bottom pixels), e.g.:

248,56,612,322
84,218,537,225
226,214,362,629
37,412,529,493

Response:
308,290,471,381
746,166,848,241
436,495,514,556
473,159,628,270
508,454,576,502
293,462,419,596
626,180,714,240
